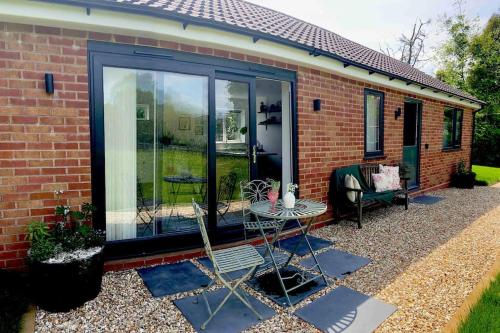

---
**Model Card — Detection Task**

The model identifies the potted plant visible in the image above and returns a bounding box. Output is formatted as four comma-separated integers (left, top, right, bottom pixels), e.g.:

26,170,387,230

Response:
267,179,280,208
451,159,476,189
27,192,105,312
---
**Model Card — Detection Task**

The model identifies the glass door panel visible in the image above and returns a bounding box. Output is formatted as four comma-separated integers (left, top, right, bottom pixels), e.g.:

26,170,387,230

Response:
215,79,251,226
403,101,420,188
103,67,208,241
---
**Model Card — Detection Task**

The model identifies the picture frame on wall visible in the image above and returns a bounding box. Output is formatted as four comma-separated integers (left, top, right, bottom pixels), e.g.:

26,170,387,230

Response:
178,117,191,130
136,104,150,120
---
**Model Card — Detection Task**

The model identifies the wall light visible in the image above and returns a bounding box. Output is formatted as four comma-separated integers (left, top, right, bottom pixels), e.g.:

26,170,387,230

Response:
395,107,401,120
313,99,321,112
45,73,54,94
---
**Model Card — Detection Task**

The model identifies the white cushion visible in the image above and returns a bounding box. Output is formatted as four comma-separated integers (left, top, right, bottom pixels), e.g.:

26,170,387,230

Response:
345,174,363,203
372,173,393,192
379,164,401,190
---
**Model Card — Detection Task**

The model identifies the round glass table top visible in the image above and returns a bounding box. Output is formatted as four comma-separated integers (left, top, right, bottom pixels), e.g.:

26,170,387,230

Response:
249,199,327,220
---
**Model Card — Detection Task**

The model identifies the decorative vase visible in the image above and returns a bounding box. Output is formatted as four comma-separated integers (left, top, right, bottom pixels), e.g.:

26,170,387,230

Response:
268,190,279,208
283,191,296,209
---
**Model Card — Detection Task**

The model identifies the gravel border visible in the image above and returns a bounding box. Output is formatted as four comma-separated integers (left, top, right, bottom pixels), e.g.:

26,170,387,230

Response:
35,186,500,333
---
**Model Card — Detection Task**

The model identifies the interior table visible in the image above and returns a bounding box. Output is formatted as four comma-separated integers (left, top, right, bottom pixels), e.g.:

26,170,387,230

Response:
249,199,328,307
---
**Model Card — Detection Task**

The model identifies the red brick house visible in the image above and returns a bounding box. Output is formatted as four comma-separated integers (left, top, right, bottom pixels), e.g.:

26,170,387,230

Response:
0,0,484,270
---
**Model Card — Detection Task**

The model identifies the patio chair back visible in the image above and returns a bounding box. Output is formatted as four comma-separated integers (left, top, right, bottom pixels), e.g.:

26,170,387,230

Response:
191,199,215,265
240,179,271,221
217,172,237,205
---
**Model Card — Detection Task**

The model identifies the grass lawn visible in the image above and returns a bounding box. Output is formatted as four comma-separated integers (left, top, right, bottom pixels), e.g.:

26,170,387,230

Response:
458,273,500,333
0,270,30,333
472,165,500,186
138,147,249,203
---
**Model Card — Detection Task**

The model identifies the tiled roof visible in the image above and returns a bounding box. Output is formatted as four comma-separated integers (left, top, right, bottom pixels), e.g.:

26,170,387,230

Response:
63,0,482,104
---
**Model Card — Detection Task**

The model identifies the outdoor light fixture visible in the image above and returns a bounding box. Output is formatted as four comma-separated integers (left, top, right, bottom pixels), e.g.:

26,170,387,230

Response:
313,99,321,111
45,73,54,94
395,107,401,120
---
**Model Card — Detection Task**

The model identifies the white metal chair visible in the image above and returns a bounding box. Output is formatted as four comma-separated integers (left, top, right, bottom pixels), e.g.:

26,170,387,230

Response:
191,199,265,329
240,180,283,240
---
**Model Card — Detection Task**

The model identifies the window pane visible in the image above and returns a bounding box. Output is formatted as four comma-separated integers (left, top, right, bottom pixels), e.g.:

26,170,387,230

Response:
366,93,380,153
442,108,454,148
454,109,463,146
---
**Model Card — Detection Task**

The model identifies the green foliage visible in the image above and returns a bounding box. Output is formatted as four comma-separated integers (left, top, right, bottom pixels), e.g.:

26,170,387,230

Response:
456,159,467,174
435,6,499,167
27,221,50,243
27,202,105,263
458,273,500,333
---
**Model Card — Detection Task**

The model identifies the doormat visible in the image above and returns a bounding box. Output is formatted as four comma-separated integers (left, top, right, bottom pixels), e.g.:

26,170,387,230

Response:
247,266,326,307
294,286,396,333
299,249,371,280
137,261,211,297
411,195,444,205
198,246,289,281
276,235,333,256
174,287,275,333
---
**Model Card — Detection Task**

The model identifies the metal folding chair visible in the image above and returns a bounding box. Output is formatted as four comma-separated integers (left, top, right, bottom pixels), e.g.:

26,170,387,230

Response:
136,181,160,236
240,179,282,241
199,171,237,223
191,199,265,330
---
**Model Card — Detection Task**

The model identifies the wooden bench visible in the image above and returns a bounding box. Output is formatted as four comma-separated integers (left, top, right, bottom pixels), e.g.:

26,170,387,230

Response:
329,163,409,228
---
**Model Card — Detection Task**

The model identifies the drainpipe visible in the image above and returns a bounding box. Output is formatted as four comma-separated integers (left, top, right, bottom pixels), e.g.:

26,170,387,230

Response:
470,105,484,170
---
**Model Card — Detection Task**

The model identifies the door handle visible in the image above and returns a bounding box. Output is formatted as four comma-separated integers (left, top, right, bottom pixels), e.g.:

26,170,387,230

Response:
252,145,257,164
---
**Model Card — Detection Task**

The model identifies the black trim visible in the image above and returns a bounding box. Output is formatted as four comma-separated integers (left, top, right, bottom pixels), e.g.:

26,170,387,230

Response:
39,0,484,106
87,41,298,259
363,88,384,158
442,106,463,149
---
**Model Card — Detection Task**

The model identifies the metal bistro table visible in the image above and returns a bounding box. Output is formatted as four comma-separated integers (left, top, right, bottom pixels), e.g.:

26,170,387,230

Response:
163,175,207,221
249,199,328,307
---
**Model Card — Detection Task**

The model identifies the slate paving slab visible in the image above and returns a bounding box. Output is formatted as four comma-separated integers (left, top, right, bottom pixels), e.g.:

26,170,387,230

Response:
137,261,211,297
294,286,396,333
277,235,333,256
411,195,444,205
299,248,371,280
174,287,275,333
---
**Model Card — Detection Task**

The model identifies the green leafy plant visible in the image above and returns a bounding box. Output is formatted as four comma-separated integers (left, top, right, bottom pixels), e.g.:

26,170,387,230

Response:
267,178,281,192
457,159,467,174
27,201,104,263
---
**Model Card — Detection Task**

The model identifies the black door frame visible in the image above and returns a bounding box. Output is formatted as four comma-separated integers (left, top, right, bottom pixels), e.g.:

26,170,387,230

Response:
88,41,298,260
403,98,422,189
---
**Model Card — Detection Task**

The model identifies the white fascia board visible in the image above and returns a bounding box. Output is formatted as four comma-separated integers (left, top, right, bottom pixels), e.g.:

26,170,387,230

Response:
0,0,481,110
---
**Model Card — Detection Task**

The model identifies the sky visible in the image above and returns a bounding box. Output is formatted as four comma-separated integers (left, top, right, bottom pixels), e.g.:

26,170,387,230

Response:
247,0,498,75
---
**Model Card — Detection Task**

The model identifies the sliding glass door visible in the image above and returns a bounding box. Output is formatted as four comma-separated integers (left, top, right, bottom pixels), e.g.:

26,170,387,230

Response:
90,46,295,251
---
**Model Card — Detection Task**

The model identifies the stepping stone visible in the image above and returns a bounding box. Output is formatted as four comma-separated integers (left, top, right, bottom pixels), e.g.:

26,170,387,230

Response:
198,246,289,281
294,286,396,333
247,265,327,307
174,287,275,333
299,249,371,280
137,261,211,297
277,235,333,256
411,195,444,205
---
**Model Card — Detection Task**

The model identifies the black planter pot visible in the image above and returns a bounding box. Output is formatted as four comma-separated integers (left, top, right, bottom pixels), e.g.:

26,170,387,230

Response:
451,172,476,189
29,249,104,312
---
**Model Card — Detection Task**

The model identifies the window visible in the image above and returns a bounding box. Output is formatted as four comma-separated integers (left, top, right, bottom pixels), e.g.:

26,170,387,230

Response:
364,89,384,157
442,107,463,149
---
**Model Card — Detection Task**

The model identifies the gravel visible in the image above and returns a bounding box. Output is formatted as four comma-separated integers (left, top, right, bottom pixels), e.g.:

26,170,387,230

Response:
35,186,500,333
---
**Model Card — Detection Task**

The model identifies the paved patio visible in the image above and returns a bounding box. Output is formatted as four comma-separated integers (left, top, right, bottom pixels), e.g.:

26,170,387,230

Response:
35,186,500,333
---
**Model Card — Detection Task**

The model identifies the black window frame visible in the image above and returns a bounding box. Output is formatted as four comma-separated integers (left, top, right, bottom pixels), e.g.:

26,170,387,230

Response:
364,88,385,158
442,107,463,149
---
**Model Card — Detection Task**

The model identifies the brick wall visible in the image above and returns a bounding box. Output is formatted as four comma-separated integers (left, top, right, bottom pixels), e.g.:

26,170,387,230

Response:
0,22,473,269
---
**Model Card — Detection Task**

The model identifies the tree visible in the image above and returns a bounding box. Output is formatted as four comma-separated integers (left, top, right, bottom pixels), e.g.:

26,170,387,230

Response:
434,0,479,91
380,18,431,68
468,14,500,166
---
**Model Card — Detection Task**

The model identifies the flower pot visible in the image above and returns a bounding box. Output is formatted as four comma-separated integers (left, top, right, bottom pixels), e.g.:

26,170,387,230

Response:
283,192,296,209
451,172,476,189
268,190,279,208
28,248,104,312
